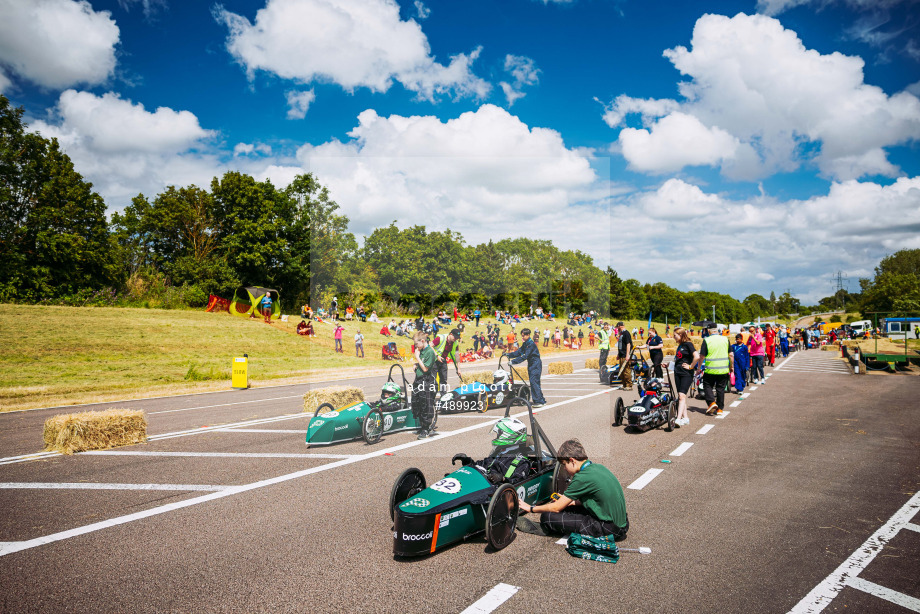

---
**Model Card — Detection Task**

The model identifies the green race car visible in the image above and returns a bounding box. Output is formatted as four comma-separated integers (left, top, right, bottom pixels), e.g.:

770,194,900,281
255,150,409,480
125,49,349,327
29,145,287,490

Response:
391,399,569,556
306,364,418,446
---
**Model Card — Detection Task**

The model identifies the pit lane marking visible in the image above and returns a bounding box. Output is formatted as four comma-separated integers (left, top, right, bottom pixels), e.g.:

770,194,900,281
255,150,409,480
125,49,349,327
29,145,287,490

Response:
730,400,741,407
789,490,920,613
627,468,664,490
214,428,308,433
0,389,611,557
460,583,521,614
669,442,694,457
696,424,715,435
81,451,356,459
715,411,730,419
0,482,233,492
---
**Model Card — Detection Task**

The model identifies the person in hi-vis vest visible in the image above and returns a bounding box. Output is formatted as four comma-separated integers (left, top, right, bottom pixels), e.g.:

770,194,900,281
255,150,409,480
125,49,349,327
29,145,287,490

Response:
701,324,734,415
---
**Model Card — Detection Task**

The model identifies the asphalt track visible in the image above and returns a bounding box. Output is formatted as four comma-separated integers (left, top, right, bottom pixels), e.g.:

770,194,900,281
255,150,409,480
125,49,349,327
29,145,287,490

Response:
0,350,917,613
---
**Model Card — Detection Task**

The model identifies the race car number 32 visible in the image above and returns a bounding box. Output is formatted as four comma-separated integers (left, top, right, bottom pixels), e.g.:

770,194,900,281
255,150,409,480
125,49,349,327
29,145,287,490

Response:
430,477,462,494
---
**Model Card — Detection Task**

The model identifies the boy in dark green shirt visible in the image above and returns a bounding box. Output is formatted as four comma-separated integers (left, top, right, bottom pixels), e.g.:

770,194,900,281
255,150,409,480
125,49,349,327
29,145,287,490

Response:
519,439,629,539
411,331,437,439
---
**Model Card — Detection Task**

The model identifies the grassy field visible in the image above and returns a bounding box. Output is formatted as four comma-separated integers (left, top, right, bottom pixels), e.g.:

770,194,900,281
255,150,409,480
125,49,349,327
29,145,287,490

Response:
2,305,647,413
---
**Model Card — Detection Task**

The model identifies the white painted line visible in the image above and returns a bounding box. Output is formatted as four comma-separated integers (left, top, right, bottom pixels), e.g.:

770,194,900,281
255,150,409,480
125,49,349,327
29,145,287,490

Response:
149,395,303,415
540,388,603,391
556,537,568,545
773,354,797,371
214,428,308,433
669,442,694,457
789,490,920,613
82,451,354,459
696,424,715,435
740,393,750,400
460,583,521,614
0,482,231,492
0,388,612,557
730,400,741,408
627,469,664,490
845,577,920,612
904,522,920,534
749,386,759,391
715,411,730,419
437,414,501,419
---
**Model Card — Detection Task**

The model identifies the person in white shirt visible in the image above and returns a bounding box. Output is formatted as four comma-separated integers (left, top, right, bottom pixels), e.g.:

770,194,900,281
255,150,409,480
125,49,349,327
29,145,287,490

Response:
354,331,365,357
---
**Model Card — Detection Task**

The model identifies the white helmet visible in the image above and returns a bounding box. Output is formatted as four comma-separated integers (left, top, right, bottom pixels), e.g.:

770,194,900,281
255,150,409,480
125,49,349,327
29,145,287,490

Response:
492,417,527,446
492,369,509,385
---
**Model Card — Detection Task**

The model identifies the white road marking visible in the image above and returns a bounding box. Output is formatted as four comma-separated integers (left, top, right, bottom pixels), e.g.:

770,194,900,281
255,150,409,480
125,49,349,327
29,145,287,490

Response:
213,428,308,433
0,482,232,491
715,411,730,419
730,401,741,408
749,386,759,390
149,395,303,415
669,442,694,457
436,414,501,419
556,537,568,545
696,424,715,435
845,577,920,612
904,522,920,534
788,490,920,613
540,388,603,391
81,451,354,459
460,583,521,614
0,389,611,557
627,469,663,490
773,354,797,371
740,393,750,399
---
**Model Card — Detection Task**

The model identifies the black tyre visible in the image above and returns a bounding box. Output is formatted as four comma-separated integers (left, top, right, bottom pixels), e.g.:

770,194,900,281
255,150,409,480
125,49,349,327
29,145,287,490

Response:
390,468,426,521
313,401,335,419
552,460,571,497
664,400,677,432
486,484,519,551
613,397,625,427
362,408,383,444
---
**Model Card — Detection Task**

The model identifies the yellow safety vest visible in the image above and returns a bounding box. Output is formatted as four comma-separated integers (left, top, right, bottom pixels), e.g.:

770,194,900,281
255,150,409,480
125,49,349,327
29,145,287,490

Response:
704,335,730,375
597,329,610,350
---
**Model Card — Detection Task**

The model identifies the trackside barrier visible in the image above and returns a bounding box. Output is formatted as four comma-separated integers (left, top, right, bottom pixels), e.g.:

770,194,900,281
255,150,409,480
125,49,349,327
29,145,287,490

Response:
232,354,250,389
841,346,860,375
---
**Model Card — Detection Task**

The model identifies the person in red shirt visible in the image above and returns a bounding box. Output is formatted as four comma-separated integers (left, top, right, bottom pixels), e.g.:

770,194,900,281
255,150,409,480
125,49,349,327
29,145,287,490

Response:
765,324,777,367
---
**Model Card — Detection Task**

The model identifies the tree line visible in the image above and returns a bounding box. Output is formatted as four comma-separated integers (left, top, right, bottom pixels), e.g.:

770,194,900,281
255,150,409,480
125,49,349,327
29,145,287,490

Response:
3,96,911,321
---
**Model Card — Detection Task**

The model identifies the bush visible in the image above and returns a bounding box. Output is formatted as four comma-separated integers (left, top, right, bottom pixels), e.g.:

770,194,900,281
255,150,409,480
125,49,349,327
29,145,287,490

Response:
830,314,841,323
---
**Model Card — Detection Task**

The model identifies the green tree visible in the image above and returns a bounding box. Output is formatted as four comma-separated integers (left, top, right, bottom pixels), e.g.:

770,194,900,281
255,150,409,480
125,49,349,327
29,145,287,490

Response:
860,249,920,316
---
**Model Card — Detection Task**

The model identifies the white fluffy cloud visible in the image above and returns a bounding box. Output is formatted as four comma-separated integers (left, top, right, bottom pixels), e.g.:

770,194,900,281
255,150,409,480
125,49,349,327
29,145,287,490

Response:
0,0,119,90
603,13,920,181
285,89,316,119
295,104,600,244
611,176,920,303
500,55,540,107
32,90,219,206
216,0,489,101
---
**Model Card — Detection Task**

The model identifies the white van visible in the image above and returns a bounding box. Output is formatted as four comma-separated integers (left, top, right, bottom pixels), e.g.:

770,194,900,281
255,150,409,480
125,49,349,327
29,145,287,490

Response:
849,320,871,334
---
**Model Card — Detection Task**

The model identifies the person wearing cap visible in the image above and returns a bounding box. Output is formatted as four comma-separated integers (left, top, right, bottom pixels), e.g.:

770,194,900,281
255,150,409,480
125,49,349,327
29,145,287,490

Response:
503,328,547,407
432,328,463,393
596,323,611,371
616,322,633,390
701,323,734,415
518,438,629,540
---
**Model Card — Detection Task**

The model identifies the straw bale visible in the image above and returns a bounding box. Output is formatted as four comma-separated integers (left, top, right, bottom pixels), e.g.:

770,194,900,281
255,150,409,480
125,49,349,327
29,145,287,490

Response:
584,358,600,369
461,371,494,385
548,361,574,375
664,348,676,356
43,409,147,455
303,386,365,413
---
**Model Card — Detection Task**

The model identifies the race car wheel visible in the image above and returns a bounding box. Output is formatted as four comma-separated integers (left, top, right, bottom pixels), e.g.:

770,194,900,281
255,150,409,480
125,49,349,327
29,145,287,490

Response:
552,460,572,498
390,468,426,521
613,397,625,427
486,484,519,551
313,402,335,419
665,400,677,432
362,408,384,444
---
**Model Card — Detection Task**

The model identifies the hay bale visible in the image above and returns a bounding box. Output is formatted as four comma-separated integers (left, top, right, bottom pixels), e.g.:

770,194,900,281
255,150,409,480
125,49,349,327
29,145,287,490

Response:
585,358,599,369
43,409,147,455
461,371,494,385
548,361,574,375
303,386,365,413
664,347,676,356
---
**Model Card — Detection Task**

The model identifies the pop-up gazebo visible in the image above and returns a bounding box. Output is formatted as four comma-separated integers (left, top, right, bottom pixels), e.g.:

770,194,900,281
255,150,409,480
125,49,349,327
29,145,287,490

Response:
230,286,281,319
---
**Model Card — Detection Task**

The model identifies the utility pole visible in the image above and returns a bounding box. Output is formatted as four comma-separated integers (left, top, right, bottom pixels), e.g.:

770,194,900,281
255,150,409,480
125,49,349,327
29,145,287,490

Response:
833,271,848,312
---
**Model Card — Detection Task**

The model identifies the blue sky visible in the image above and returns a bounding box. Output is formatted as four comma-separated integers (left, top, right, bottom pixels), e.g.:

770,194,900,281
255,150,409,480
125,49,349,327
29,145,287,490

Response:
2,0,919,304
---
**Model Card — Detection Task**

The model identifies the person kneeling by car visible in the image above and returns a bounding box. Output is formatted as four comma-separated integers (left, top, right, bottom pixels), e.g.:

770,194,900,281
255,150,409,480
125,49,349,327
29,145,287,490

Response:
519,438,629,540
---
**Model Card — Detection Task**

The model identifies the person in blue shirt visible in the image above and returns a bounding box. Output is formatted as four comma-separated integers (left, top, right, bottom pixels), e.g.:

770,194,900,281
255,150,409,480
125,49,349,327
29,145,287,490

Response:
730,334,750,393
259,293,273,323
474,309,481,327
503,328,546,407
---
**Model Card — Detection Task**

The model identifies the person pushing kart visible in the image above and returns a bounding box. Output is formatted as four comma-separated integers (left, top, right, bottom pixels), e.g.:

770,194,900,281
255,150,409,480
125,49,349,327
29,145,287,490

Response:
432,328,463,393
518,438,629,540
410,331,437,439
503,328,547,407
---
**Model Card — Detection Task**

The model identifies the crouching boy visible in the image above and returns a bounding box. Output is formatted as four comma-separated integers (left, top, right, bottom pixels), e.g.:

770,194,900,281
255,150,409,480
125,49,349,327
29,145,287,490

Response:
519,439,629,539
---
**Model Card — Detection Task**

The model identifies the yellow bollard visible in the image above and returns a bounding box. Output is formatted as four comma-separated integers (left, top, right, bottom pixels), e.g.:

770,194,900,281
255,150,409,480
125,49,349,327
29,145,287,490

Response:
232,354,249,389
